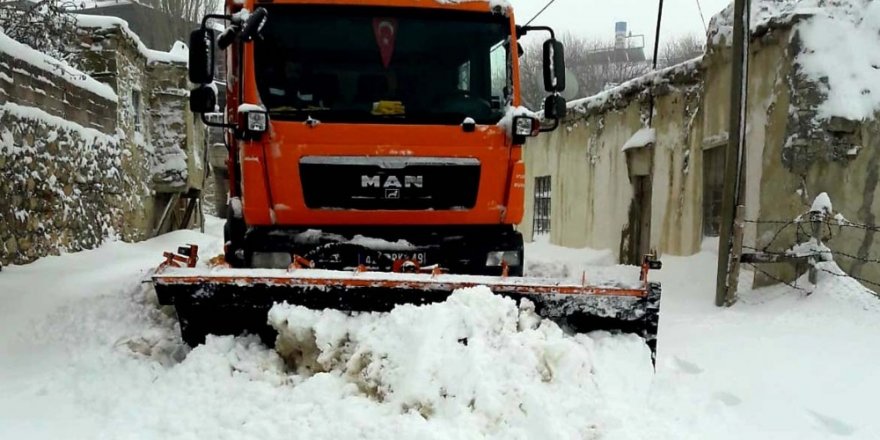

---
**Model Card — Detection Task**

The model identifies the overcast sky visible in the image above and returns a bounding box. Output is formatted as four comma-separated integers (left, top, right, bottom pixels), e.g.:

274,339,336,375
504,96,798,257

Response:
509,0,732,52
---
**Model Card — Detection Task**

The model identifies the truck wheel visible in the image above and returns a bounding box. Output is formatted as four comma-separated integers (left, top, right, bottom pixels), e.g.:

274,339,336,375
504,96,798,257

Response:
212,173,228,219
223,217,246,267
176,303,210,347
176,303,277,348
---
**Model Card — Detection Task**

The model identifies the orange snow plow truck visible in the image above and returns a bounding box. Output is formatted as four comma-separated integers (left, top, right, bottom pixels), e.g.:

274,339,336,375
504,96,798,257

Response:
152,0,663,361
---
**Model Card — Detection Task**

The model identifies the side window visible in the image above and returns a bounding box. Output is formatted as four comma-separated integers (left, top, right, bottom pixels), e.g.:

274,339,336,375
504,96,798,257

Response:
489,41,508,103
458,61,471,91
533,175,551,236
131,89,142,132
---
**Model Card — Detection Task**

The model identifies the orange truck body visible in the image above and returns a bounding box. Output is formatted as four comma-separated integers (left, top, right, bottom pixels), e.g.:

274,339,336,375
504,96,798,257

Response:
223,0,526,229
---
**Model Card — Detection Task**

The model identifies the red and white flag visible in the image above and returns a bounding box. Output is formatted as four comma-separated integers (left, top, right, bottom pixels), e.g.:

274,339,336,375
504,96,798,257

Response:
373,18,398,68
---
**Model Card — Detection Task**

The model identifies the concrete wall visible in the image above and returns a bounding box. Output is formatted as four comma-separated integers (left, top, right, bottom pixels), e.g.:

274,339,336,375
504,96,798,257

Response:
522,61,703,262
521,21,880,288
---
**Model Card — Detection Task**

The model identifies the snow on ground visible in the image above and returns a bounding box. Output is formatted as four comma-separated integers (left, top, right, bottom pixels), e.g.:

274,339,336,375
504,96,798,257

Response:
1,219,879,439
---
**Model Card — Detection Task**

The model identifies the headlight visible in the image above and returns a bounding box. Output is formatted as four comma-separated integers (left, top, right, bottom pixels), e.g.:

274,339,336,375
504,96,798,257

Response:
247,111,268,132
238,104,269,140
513,116,539,137
485,250,522,267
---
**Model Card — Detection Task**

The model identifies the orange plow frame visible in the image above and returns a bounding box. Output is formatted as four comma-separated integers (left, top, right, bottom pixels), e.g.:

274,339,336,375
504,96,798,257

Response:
152,245,662,362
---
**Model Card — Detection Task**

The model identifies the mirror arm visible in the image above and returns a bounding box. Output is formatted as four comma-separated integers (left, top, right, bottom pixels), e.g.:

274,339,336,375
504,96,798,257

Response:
201,14,232,29
201,112,235,129
516,25,556,40
539,118,559,133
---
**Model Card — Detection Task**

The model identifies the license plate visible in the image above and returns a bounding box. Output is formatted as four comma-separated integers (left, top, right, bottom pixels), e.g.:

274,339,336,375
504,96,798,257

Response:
383,252,427,263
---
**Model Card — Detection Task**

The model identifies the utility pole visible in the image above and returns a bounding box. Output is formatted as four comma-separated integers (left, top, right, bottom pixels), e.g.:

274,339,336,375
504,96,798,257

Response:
715,0,750,307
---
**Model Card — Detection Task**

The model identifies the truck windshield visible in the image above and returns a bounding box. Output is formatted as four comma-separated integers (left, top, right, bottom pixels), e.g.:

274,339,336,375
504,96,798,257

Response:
253,5,512,125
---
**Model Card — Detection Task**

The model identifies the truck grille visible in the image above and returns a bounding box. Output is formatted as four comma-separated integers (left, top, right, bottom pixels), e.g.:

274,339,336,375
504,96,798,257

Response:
299,156,480,210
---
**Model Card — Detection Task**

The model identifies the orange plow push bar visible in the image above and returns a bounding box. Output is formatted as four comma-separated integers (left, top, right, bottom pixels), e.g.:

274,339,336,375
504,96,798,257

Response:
151,254,662,363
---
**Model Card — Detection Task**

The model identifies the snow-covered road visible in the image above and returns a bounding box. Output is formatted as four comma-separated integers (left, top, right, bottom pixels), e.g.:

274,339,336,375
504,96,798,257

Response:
1,218,878,439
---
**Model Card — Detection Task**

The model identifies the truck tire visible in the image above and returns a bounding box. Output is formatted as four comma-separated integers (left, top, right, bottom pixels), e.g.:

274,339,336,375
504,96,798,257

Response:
212,172,228,219
175,302,277,347
223,216,247,267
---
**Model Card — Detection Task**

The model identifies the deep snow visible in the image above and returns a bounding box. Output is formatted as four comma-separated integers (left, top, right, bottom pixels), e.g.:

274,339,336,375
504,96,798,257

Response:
1,219,878,439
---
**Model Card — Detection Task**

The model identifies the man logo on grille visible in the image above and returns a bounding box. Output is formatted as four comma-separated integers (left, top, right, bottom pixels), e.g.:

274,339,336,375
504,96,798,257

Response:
362,175,423,189
385,188,401,199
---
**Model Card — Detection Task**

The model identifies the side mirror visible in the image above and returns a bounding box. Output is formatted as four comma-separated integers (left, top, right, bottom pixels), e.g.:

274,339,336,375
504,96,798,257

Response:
190,85,217,113
542,39,565,92
188,28,215,84
241,7,268,41
544,95,567,120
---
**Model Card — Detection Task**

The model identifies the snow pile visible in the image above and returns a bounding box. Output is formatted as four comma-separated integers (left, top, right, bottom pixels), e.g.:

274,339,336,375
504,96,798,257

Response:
268,286,652,437
796,0,880,120
3,217,880,438
75,14,188,64
0,30,117,102
708,0,880,120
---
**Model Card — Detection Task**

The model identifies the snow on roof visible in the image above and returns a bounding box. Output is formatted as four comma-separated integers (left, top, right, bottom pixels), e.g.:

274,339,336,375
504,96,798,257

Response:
621,128,655,152
0,31,118,103
75,14,188,65
708,0,880,121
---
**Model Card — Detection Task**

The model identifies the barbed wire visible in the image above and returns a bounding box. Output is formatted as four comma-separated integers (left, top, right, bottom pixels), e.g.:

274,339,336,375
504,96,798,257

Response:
741,245,880,265
815,267,880,296
742,262,811,293
744,218,880,232
734,209,880,298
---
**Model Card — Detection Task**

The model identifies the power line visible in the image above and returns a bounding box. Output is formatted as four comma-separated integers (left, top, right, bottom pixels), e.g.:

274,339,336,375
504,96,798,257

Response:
695,0,708,33
651,0,665,70
525,0,558,26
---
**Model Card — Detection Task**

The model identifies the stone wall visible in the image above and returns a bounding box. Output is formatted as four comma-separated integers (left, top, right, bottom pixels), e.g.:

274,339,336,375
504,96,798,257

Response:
1,23,203,267
521,17,880,288
0,33,142,264
72,20,204,237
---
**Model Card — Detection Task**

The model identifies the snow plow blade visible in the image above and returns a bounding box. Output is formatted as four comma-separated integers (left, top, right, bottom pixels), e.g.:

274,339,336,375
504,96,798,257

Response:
152,255,662,362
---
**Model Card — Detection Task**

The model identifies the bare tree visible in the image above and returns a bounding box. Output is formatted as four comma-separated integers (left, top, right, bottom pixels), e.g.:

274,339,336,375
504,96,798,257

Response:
657,32,705,68
156,0,221,25
0,0,79,60
519,32,651,110
518,32,707,111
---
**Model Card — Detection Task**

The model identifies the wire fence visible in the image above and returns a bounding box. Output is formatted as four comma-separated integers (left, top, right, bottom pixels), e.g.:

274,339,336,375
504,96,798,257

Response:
739,212,880,298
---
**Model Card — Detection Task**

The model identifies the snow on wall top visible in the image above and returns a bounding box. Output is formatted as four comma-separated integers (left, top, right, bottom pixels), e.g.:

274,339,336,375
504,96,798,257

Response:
566,56,702,115
0,31,118,103
708,0,880,121
75,14,188,65
1,102,115,149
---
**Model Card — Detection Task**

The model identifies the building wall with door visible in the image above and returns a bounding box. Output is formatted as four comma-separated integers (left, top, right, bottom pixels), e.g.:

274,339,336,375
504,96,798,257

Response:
520,14,880,289
520,59,703,265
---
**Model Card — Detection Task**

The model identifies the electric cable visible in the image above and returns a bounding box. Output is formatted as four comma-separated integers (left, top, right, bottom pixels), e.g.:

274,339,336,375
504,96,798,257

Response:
695,0,708,33
525,0,559,26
